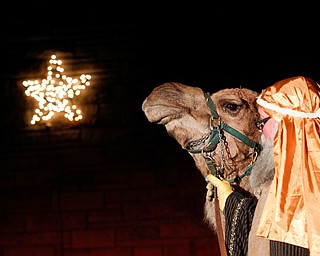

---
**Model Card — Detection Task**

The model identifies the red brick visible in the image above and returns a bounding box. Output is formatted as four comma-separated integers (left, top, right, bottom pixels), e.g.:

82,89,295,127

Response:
130,170,155,188
160,219,211,237
72,230,114,248
134,246,162,256
88,208,122,223
16,231,61,245
26,211,86,232
30,192,51,208
115,225,159,241
4,246,55,256
164,243,191,256
0,213,25,233
105,188,151,203
194,237,220,256
120,237,190,247
64,247,131,256
62,212,87,230
123,200,194,220
60,191,103,210
26,213,61,232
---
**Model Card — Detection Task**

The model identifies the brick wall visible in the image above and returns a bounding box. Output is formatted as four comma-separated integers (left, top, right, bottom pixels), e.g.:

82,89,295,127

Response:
0,19,221,256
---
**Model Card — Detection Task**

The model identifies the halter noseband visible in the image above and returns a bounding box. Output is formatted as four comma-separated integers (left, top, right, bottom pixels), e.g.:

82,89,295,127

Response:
186,92,262,183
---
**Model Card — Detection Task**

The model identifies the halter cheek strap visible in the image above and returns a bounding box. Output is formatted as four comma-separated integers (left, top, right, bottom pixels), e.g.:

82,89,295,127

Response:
205,92,261,153
186,92,262,182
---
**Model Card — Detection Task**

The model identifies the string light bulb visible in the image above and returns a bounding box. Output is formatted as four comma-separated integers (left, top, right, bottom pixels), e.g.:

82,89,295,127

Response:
22,55,91,125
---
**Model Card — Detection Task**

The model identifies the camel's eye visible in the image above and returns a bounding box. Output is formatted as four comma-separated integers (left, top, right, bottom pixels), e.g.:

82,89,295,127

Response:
220,101,242,113
226,103,240,111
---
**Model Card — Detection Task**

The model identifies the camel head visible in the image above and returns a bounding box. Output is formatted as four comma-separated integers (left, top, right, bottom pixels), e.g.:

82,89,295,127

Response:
142,82,262,195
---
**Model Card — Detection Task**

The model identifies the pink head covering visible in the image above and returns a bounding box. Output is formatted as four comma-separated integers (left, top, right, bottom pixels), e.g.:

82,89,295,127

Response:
256,76,320,254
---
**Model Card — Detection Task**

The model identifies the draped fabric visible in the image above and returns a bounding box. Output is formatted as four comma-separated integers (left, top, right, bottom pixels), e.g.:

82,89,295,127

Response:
256,76,320,256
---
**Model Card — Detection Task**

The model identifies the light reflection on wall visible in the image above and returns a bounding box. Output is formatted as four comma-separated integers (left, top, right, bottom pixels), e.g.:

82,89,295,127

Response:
22,55,91,125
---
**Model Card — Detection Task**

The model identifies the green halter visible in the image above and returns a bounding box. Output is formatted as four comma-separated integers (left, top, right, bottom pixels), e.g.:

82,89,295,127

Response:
186,92,262,183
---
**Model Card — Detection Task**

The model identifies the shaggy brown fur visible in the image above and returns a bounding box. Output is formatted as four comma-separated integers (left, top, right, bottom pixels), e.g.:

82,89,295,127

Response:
142,82,262,230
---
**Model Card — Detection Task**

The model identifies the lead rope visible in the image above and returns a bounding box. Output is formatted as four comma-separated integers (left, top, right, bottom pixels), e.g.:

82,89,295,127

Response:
204,153,228,256
216,128,228,256
207,145,228,256
214,187,228,256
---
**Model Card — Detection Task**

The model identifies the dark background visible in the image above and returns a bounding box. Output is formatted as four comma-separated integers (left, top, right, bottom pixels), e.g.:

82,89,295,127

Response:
0,5,319,256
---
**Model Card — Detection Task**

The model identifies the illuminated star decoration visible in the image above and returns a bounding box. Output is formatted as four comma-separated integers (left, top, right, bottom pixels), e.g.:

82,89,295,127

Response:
22,55,91,125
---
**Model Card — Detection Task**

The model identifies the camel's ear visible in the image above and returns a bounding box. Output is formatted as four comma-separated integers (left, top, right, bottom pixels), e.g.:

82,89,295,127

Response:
238,88,259,105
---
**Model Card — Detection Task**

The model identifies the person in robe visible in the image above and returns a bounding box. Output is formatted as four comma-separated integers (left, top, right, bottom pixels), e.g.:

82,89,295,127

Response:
206,76,320,256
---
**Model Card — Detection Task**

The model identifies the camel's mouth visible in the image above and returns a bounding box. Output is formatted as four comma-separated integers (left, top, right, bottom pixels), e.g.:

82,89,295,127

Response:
185,131,218,152
142,103,183,125
157,115,172,125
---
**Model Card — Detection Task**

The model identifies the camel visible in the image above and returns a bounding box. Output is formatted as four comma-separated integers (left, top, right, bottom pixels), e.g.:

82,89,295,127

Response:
141,82,262,232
